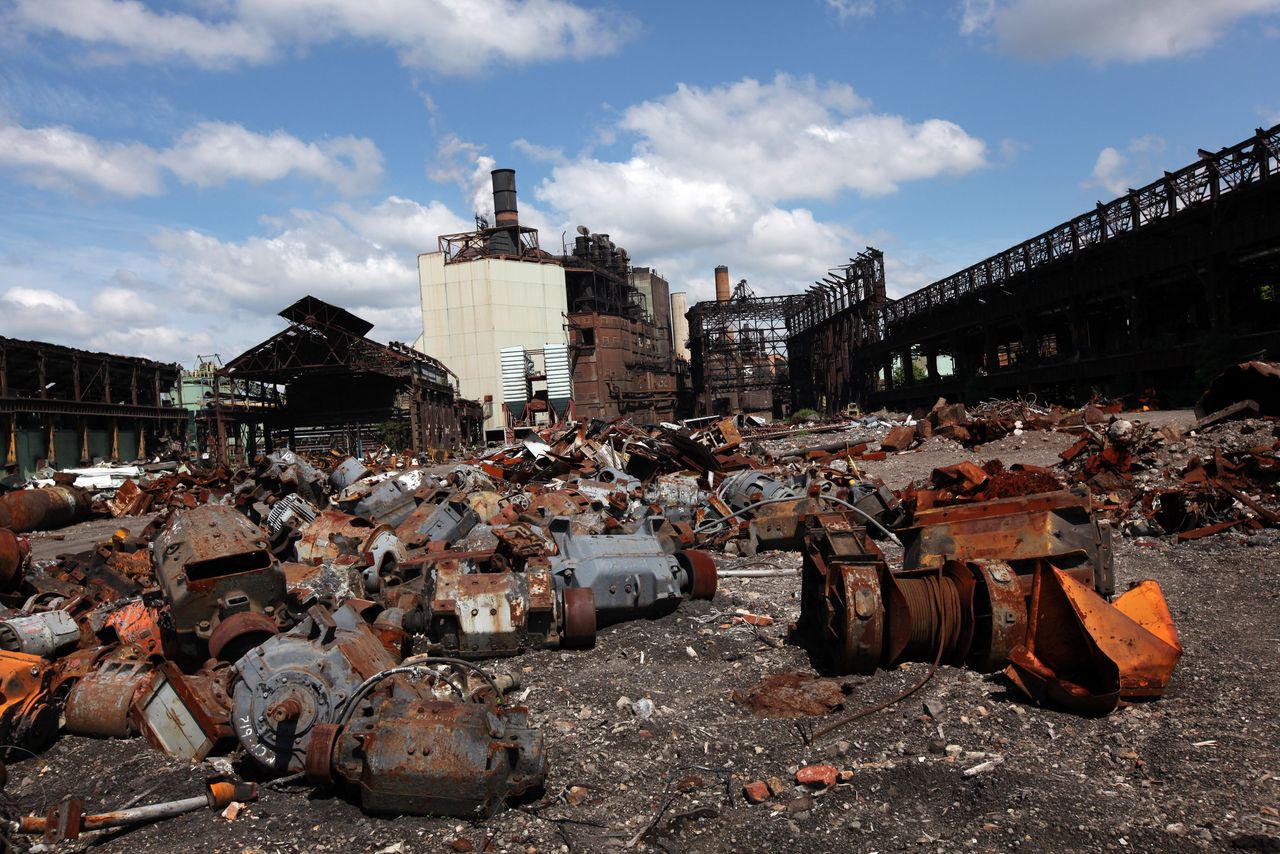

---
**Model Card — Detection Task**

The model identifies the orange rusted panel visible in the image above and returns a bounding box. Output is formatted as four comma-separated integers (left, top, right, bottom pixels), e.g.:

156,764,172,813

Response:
1005,566,1181,713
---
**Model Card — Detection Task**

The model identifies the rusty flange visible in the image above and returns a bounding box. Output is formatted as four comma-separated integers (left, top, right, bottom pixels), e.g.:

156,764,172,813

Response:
833,563,885,674
208,611,279,663
561,587,596,649
304,722,341,784
967,559,1027,672
679,550,719,600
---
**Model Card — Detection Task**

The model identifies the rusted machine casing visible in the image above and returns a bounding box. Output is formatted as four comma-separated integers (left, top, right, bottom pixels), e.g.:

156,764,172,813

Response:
0,528,30,591
546,517,717,625
317,682,546,817
795,512,889,675
65,656,156,738
233,604,398,774
424,559,595,657
295,510,406,592
797,512,1028,675
395,495,479,548
898,490,1114,597
1006,567,1181,714
132,661,234,761
151,506,286,649
0,487,91,534
0,650,58,752
0,610,81,658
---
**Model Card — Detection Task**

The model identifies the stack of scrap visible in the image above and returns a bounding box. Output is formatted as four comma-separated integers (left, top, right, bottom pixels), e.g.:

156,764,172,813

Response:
898,459,1065,515
1056,413,1279,539
795,503,1175,715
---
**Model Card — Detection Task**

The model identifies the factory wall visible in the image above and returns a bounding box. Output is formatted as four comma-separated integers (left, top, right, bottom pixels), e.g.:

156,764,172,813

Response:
418,252,569,432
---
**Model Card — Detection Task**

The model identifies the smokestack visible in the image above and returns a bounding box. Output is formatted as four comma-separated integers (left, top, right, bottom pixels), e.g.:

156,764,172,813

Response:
491,168,518,227
714,265,730,302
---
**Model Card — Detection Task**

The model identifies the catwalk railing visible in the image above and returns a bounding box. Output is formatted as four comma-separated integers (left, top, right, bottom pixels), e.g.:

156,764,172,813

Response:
787,123,1280,340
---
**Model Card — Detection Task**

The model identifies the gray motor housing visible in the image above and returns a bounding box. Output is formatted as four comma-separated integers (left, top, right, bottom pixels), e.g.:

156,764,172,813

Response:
546,517,695,624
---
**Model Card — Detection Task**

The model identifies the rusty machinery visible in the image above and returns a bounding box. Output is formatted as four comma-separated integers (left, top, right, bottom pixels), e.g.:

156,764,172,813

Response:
294,510,407,593
304,661,545,817
0,609,81,658
0,486,91,534
797,510,1179,713
0,528,30,592
378,518,714,657
233,603,545,816
897,489,1114,597
546,517,717,626
0,649,59,752
394,493,479,549
152,506,287,662
232,603,393,774
415,546,597,658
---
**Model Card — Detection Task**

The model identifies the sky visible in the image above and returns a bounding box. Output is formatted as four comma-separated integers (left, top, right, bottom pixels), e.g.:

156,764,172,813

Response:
1,0,1278,365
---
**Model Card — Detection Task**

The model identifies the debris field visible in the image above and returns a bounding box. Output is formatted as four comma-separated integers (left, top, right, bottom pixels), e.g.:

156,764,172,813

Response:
0,373,1278,853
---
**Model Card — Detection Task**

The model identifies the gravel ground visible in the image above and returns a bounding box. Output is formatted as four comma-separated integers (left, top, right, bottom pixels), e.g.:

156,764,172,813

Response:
5,412,1278,853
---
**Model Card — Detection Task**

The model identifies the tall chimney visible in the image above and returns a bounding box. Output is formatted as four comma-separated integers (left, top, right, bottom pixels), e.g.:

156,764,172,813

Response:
491,168,518,227
714,265,730,302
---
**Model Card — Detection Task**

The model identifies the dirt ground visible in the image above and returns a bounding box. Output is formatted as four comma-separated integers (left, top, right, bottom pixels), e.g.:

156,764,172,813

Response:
7,412,1279,853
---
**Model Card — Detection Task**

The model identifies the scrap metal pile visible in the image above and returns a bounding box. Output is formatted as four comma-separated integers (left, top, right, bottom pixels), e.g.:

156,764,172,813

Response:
0,404,1213,834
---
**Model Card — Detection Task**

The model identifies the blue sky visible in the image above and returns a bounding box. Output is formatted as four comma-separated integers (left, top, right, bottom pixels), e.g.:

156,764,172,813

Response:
1,0,1278,363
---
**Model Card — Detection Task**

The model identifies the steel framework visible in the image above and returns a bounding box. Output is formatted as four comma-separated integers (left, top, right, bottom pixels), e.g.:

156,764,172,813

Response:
788,123,1280,411
687,249,886,415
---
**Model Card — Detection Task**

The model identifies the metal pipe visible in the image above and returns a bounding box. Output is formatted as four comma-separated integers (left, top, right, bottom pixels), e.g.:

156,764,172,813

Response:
0,486,90,533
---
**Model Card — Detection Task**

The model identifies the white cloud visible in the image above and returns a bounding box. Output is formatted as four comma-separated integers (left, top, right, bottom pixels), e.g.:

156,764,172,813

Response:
162,122,384,195
0,122,164,196
10,0,637,74
0,117,383,197
1084,135,1166,196
90,325,215,362
9,0,273,69
511,138,566,165
4,285,84,316
90,285,159,321
1,285,206,361
529,75,986,300
615,75,983,201
961,0,1280,63
958,0,995,35
334,196,470,251
826,0,876,21
150,200,443,344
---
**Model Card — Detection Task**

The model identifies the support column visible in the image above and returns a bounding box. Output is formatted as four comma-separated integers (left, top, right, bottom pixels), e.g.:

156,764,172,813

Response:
46,418,56,466
79,418,89,464
4,414,16,467
110,418,119,460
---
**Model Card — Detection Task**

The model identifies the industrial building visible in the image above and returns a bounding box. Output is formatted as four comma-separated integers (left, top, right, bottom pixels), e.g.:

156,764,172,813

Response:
207,296,482,464
0,336,186,479
417,169,680,435
688,123,1280,415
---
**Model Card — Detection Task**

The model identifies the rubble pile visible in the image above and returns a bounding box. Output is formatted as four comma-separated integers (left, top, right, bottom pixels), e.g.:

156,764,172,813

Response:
1055,414,1280,539
7,390,1269,840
